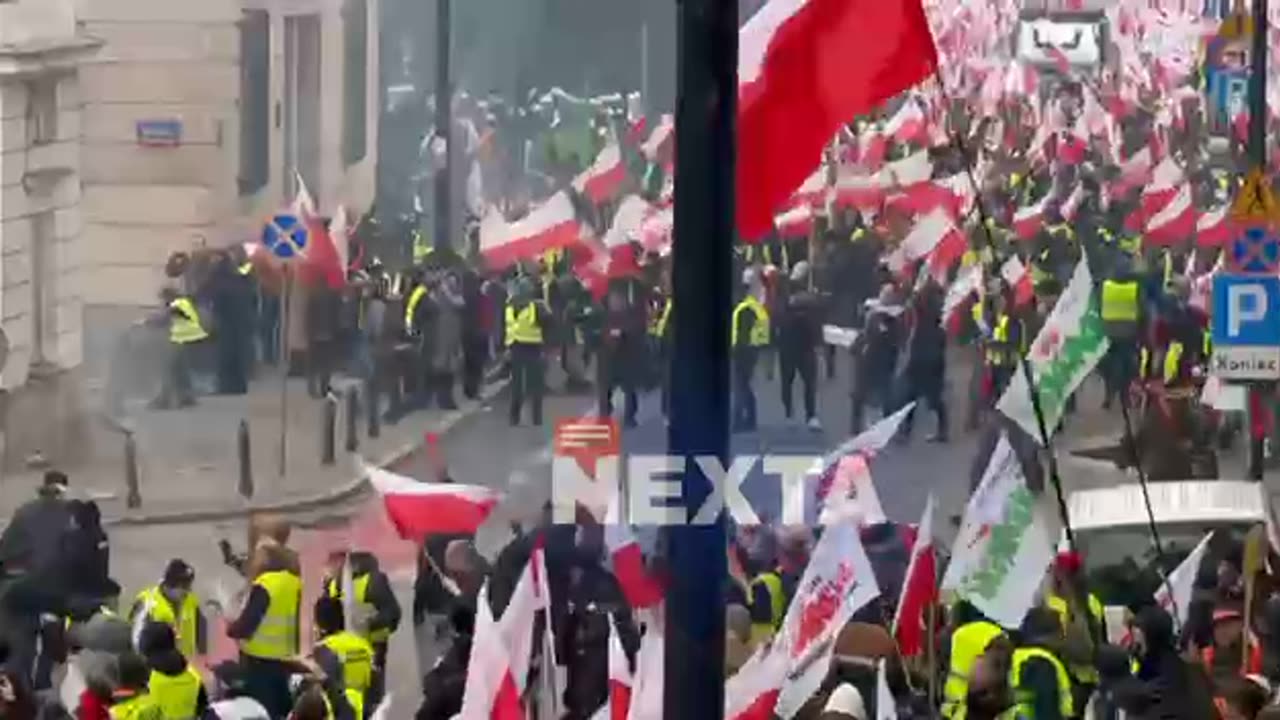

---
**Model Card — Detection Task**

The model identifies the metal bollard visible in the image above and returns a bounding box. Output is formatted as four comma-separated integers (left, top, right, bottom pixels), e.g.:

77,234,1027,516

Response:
124,432,141,509
321,394,337,466
345,386,359,453
366,377,381,439
237,419,254,499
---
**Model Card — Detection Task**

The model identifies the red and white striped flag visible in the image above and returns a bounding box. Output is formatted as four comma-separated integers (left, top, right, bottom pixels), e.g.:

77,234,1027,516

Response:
480,192,583,268
459,584,524,720
1195,205,1232,248
892,495,938,657
574,142,627,205
1143,184,1196,246
367,466,502,540
1000,255,1035,308
1012,194,1051,241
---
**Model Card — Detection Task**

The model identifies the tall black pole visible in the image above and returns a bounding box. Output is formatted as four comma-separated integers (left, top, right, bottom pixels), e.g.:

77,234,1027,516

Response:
1248,0,1268,480
433,0,452,252
664,0,735,716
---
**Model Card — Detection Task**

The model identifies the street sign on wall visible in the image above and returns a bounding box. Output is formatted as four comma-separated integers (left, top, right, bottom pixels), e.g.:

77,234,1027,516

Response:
1212,274,1280,380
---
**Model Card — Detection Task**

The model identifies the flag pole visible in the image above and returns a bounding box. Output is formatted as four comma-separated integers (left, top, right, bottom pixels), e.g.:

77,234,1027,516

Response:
279,264,292,478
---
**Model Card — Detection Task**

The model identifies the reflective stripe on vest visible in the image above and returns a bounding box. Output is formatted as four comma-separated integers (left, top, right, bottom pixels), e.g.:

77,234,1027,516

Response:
1164,342,1184,385
651,299,673,339
148,666,202,720
169,298,207,345
1010,646,1075,719
320,631,374,719
324,575,390,644
404,285,427,331
1100,280,1140,323
110,693,163,720
1045,593,1104,683
732,296,770,347
942,620,1005,719
135,587,199,661
241,570,301,661
505,302,543,346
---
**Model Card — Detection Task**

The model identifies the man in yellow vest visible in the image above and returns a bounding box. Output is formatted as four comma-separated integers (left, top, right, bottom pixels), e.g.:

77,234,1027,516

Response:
129,559,205,661
109,652,163,720
1009,607,1075,720
941,601,1010,719
1044,552,1105,715
505,278,549,426
748,527,809,645
138,621,208,719
321,550,401,710
733,268,770,433
652,293,673,420
1099,265,1143,410
226,547,302,718
153,288,208,409
312,596,373,720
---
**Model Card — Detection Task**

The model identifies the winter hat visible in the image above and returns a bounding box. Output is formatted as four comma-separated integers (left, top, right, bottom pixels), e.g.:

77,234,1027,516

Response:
823,683,867,720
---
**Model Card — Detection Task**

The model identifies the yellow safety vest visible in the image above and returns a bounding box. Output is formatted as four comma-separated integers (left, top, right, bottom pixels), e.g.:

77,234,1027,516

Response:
134,587,200,661
732,296,770,347
749,571,786,645
942,620,1005,719
1045,592,1105,684
110,692,163,720
319,631,374,720
66,605,117,631
651,299,673,339
412,232,431,264
404,285,427,331
1164,342,1185,385
989,315,1019,366
240,570,301,661
505,302,543,346
1010,646,1075,719
237,262,253,276
1100,280,1140,323
1118,235,1142,256
324,574,391,644
169,298,207,345
148,666,202,720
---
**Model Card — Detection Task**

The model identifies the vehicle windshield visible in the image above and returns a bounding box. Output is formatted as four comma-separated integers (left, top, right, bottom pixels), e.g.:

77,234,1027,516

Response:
1082,522,1252,607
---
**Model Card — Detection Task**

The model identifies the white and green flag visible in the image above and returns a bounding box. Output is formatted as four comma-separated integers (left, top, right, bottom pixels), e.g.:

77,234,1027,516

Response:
941,434,1057,629
997,257,1110,444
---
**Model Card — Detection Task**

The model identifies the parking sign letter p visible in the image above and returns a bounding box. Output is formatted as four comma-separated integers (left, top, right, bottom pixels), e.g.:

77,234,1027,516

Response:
1229,284,1268,337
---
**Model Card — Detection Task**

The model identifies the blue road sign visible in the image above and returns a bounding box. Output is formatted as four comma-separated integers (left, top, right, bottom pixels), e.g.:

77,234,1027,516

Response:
1228,224,1280,274
1212,274,1280,347
261,213,308,260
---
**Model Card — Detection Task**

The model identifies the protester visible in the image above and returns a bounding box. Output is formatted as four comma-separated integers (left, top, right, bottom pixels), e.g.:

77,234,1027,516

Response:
137,622,208,720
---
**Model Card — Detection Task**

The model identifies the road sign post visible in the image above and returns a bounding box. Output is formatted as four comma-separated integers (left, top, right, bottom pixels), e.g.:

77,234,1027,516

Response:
260,213,308,477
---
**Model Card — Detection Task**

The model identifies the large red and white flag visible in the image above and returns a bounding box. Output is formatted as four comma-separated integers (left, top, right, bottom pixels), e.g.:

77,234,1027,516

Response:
605,520,665,609
726,645,788,720
498,547,553,695
943,262,982,331
459,584,524,720
776,204,815,239
480,192,583,268
1144,184,1196,246
883,99,928,144
737,0,938,237
574,142,627,205
892,495,938,657
774,520,881,718
603,614,633,720
878,150,933,191
1000,255,1035,308
1195,205,1232,248
367,466,502,540
887,209,961,276
1012,194,1051,241
1132,156,1185,226
625,618,664,720
1110,147,1153,199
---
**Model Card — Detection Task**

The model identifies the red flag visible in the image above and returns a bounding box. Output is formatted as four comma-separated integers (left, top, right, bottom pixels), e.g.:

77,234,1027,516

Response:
606,615,633,720
605,522,665,609
367,466,502,539
893,495,938,657
459,585,524,720
737,0,938,238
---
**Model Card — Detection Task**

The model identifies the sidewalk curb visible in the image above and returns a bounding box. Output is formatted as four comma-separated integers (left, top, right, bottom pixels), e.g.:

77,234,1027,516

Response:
106,377,509,528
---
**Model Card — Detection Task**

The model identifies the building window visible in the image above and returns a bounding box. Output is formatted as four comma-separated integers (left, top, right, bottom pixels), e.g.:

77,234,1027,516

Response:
342,0,368,166
29,211,55,367
27,81,57,146
238,10,270,196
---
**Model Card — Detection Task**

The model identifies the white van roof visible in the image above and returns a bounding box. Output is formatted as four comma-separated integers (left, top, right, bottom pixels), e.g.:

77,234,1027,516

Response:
1068,480,1266,531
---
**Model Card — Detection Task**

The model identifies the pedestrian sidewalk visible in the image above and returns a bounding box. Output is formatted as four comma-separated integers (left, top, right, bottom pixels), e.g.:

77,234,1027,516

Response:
0,372,506,525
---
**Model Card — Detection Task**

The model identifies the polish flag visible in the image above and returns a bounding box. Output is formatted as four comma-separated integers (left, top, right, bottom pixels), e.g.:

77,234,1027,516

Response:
573,142,627,205
480,192,583,269
726,646,788,720
626,617,664,720
497,547,553,697
893,495,937,657
367,465,502,540
883,99,927,144
833,170,885,211
776,204,815,239
1144,184,1197,247
1131,156,1184,227
1000,255,1035,307
791,167,829,207
887,209,961,277
942,262,982,333
605,521,665,609
1012,194,1051,241
858,127,889,170
603,615,633,720
329,205,351,274
1195,205,1233,248
926,226,968,286
878,150,933,191
737,0,938,237
642,115,675,168
1059,183,1085,223
639,207,674,253
887,175,971,220
1110,147,1153,198
459,584,524,720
